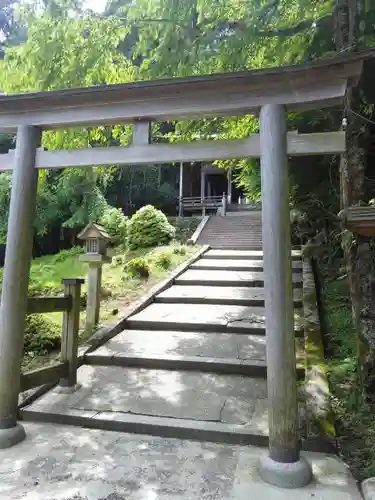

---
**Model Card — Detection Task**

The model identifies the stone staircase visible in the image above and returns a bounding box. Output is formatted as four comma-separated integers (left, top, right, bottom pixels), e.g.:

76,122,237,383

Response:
196,211,263,248
20,247,309,448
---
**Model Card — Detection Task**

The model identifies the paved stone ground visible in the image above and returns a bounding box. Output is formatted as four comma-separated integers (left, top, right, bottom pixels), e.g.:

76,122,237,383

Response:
0,423,361,500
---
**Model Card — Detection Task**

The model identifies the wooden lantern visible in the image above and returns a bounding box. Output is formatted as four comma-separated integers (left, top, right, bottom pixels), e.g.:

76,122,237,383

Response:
344,206,375,236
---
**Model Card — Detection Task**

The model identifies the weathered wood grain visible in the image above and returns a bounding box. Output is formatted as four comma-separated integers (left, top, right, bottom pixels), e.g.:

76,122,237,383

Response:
27,296,72,314
20,362,69,392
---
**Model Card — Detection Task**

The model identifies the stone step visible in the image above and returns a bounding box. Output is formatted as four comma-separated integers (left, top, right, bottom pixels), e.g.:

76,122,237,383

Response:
20,406,330,453
156,285,303,307
88,352,292,378
201,227,263,232
175,269,303,288
198,236,263,242
21,364,272,446
198,241,263,250
191,259,303,272
198,234,262,241
203,249,302,260
127,303,304,335
210,245,264,250
202,222,262,227
196,215,263,248
20,365,309,447
83,328,305,363
21,407,270,447
89,329,268,359
85,353,305,379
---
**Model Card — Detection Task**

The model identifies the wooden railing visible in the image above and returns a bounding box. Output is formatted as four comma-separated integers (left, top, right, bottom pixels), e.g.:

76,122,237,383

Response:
20,278,84,393
179,195,224,216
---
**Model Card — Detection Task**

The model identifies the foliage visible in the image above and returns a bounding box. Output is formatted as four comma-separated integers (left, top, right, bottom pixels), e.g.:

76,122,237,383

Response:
124,0,334,77
322,277,375,480
106,165,178,215
98,205,128,246
127,205,175,250
0,10,137,94
24,314,61,354
0,6,139,239
0,174,12,244
153,251,172,269
124,257,150,278
323,279,357,362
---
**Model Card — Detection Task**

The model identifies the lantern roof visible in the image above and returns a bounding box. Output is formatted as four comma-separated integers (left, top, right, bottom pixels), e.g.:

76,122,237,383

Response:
77,223,112,241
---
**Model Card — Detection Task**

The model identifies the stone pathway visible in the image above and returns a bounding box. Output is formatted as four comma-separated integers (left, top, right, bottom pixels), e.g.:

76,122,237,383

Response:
21,247,306,446
15,246,364,499
0,422,361,500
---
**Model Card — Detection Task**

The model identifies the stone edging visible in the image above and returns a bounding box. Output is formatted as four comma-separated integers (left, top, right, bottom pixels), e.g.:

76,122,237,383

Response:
187,216,210,245
18,244,209,410
303,257,337,446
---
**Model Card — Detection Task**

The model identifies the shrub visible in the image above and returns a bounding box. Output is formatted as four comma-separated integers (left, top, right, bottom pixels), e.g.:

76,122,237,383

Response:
28,278,45,297
24,314,61,355
80,291,87,309
127,205,175,250
172,245,187,256
154,252,172,269
169,217,200,243
99,206,128,246
124,258,150,279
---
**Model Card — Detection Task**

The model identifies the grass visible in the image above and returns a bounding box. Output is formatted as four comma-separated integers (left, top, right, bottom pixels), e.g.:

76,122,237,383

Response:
0,242,197,372
26,244,195,323
98,244,196,324
321,276,375,481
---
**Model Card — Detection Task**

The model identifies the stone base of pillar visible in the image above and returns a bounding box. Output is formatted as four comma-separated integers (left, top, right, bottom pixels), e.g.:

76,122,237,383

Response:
57,383,81,394
258,455,312,489
0,423,26,449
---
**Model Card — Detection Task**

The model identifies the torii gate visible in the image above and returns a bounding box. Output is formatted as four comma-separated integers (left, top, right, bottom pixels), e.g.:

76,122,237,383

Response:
0,49,372,488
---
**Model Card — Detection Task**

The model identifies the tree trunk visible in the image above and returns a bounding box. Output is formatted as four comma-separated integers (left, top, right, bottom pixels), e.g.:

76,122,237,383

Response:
337,0,375,398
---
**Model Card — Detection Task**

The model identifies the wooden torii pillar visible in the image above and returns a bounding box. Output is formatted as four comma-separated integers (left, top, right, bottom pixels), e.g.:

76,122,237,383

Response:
0,125,41,448
258,104,311,487
0,50,371,490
